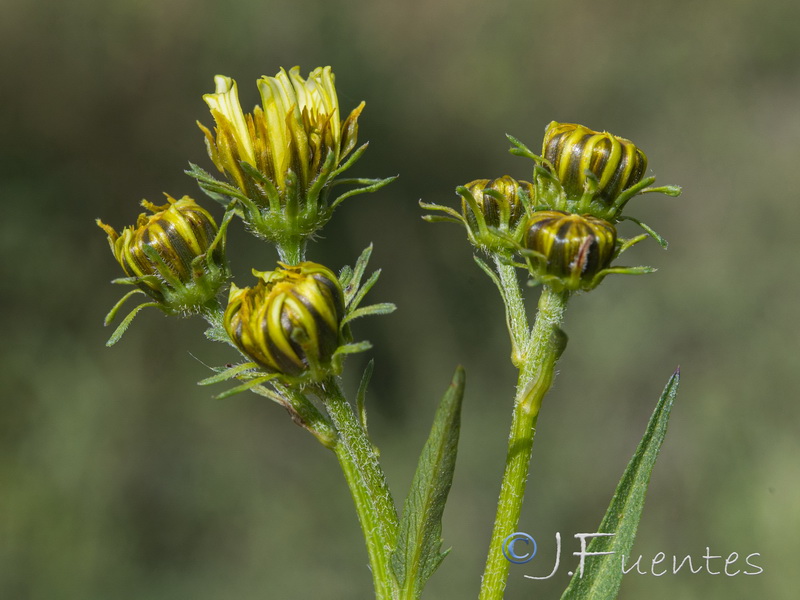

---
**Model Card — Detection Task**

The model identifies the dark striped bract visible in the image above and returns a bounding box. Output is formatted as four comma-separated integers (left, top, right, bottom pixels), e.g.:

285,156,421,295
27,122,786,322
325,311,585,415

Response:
99,196,222,302
462,176,529,231
224,263,344,377
524,210,617,291
542,122,647,204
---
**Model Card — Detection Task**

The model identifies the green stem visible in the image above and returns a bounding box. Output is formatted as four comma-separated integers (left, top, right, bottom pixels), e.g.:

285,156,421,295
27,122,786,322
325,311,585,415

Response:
493,257,529,367
479,286,569,600
317,378,399,600
278,386,337,448
276,234,306,265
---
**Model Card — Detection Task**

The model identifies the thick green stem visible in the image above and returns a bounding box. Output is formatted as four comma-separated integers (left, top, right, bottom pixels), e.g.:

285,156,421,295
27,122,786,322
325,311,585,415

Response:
276,234,306,265
317,378,399,600
479,286,569,600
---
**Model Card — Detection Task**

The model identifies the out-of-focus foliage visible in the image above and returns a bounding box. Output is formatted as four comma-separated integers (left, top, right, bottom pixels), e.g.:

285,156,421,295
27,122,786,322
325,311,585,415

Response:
2,0,799,598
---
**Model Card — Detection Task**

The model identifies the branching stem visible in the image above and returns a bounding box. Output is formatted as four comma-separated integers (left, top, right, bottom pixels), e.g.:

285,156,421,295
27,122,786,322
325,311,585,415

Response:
479,285,569,600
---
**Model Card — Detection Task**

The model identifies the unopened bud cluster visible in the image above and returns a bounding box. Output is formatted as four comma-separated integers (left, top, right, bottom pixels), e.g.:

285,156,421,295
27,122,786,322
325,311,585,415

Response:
425,121,679,292
99,66,392,388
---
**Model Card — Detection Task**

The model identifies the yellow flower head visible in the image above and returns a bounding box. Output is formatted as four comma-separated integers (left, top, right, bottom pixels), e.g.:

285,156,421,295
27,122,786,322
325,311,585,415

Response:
199,66,363,197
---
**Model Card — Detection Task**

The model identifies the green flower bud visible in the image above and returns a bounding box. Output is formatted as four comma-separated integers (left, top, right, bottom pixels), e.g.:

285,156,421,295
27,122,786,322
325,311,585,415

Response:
457,176,533,251
97,195,228,313
224,262,346,380
523,210,617,292
542,122,647,206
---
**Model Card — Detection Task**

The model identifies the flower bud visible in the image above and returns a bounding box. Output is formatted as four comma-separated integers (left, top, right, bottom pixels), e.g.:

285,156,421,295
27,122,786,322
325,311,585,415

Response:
463,176,529,229
457,176,533,251
224,263,345,379
97,196,228,312
542,122,647,206
523,210,617,291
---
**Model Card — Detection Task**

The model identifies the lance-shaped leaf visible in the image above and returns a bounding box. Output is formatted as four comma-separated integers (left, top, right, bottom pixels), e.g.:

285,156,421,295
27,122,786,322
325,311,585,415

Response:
560,369,680,600
391,366,465,599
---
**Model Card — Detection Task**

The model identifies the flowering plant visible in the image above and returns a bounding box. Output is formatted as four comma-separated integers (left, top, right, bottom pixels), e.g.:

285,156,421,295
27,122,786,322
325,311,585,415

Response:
98,68,682,600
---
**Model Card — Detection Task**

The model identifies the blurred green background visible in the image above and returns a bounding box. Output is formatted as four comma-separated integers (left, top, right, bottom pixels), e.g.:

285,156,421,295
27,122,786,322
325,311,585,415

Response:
2,0,799,598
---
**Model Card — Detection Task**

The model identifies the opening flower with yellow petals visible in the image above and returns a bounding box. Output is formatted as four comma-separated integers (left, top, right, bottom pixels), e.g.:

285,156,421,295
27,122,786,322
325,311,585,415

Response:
190,66,395,263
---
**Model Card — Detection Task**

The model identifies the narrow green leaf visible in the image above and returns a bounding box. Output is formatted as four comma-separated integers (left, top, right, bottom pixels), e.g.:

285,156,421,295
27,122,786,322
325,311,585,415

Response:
345,244,373,306
560,369,680,600
343,302,396,324
329,141,368,178
214,374,278,399
104,289,143,326
505,133,538,160
186,162,247,206
197,362,259,385
391,366,466,599
617,215,669,249
421,215,462,225
330,175,397,210
642,184,682,197
339,264,355,288
348,269,381,311
473,255,503,291
615,234,649,257
418,201,464,221
106,302,159,346
332,341,373,357
356,360,375,442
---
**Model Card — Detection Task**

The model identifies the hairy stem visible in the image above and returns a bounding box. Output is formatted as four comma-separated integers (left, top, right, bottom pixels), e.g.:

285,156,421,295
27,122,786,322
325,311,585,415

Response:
317,378,399,599
479,286,569,600
493,257,529,366
276,235,306,265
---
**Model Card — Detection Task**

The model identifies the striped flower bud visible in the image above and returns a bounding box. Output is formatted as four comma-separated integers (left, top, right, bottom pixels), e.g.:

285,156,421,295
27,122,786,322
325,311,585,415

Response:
224,263,345,379
457,176,533,251
463,176,529,229
542,122,647,206
523,210,617,292
97,196,228,311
